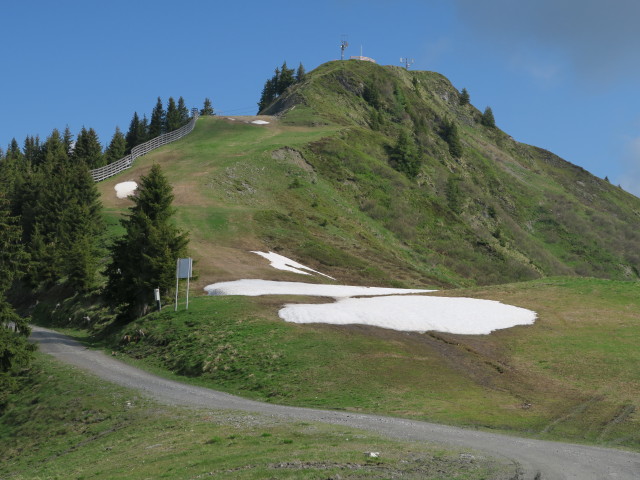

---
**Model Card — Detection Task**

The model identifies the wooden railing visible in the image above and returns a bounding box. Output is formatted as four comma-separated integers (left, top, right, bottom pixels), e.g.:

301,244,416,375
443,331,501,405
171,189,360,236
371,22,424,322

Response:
90,111,200,182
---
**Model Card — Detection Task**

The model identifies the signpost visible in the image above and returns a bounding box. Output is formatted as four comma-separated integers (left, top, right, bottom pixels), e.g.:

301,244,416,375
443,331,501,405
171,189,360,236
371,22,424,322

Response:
175,258,193,311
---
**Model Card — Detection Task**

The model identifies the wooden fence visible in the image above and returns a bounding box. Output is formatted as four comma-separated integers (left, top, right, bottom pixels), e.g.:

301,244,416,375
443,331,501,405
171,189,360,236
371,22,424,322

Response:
90,111,200,182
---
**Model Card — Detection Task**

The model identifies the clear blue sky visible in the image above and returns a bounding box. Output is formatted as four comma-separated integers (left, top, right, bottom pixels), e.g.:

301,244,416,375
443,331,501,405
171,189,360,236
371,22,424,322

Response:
2,0,640,194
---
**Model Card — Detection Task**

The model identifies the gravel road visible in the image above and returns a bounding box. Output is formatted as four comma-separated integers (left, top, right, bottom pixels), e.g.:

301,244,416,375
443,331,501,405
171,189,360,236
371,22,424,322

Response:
31,325,640,480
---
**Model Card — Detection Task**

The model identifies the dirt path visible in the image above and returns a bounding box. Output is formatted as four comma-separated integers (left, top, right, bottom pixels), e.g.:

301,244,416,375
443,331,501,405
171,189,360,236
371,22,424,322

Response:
31,326,640,480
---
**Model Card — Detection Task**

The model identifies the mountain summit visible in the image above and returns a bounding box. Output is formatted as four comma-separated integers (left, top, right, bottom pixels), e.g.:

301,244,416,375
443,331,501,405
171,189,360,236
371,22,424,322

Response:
255,59,640,285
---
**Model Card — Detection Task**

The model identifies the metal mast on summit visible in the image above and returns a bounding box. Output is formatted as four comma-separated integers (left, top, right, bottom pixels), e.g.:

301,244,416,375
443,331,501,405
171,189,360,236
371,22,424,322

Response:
340,35,349,60
400,57,415,70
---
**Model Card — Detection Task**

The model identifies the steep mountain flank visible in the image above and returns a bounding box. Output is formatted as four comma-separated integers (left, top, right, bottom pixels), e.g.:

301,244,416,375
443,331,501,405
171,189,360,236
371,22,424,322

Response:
259,60,640,285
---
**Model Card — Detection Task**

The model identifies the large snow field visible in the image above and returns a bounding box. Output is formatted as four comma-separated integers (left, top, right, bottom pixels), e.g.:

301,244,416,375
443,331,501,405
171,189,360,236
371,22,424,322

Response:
203,252,537,335
279,295,536,335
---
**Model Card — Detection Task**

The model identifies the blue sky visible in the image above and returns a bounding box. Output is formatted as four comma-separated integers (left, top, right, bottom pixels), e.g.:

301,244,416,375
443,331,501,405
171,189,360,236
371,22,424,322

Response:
2,0,640,194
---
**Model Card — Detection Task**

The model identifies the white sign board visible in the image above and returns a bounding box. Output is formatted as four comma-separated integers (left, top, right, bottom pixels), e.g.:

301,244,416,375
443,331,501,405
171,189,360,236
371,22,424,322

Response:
176,258,192,279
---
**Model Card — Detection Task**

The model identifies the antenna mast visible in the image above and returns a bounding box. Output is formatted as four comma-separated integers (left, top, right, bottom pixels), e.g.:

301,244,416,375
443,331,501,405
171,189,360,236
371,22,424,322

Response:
400,57,415,70
340,35,349,60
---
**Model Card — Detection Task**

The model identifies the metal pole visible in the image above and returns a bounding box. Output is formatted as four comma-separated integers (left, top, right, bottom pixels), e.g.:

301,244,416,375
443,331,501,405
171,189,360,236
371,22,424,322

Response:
175,259,179,311
186,273,190,310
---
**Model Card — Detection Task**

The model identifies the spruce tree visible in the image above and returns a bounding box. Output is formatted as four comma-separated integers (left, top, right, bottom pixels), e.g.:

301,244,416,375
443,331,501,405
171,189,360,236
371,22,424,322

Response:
23,135,42,165
177,96,190,126
459,88,470,106
149,97,166,138
105,164,188,319
389,130,421,178
276,61,295,95
296,62,306,82
125,112,141,153
441,119,463,158
0,190,34,404
481,106,496,128
104,127,127,164
165,97,181,132
73,127,104,168
200,98,215,116
63,126,74,158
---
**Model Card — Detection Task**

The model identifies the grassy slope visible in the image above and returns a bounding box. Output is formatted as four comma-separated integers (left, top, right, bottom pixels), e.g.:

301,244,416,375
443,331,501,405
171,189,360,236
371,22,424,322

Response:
98,277,638,450
0,355,511,480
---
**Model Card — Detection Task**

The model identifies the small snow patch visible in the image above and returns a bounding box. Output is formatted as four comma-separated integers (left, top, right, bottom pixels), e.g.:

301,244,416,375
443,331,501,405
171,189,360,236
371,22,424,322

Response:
251,120,270,125
115,181,137,199
252,251,334,279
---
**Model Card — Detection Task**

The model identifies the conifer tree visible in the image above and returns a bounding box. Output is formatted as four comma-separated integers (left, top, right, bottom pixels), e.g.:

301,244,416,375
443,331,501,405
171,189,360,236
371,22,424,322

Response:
296,62,306,82
42,129,68,165
0,190,34,404
73,127,103,168
481,106,496,128
389,129,421,178
177,96,190,126
440,119,463,158
125,112,142,153
276,61,295,95
459,88,470,106
149,97,166,138
104,127,127,164
63,126,74,158
6,139,23,162
23,136,41,165
200,98,215,116
105,164,188,319
165,97,181,132
139,115,149,143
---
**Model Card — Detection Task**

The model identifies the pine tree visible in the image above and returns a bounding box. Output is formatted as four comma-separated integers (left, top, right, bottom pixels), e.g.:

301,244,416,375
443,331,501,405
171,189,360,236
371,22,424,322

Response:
177,96,190,126
23,136,41,165
481,106,496,128
105,164,188,319
389,130,421,178
296,62,306,82
257,78,276,113
104,127,127,164
125,112,141,153
42,129,68,165
139,115,149,143
165,97,181,132
63,126,74,158
73,127,104,168
200,98,215,116
149,97,166,138
276,61,295,95
459,88,470,106
0,189,34,404
440,119,463,158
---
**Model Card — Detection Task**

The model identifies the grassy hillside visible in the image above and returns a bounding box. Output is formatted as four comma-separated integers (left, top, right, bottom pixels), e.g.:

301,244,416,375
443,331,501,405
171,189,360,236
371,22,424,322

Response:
98,61,640,291
29,59,640,460
0,355,511,479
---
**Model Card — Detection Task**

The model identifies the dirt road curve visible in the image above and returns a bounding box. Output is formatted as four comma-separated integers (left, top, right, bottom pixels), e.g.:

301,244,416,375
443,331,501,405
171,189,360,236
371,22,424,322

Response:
32,326,640,480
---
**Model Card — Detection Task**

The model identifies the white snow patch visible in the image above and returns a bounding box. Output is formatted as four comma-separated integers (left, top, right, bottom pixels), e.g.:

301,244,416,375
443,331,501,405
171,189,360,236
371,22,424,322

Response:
279,295,536,335
204,279,430,299
251,120,270,125
251,251,335,279
115,181,138,199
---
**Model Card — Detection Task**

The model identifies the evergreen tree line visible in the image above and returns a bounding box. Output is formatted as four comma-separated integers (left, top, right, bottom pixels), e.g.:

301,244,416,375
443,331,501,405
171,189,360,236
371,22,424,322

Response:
257,61,306,113
0,100,195,397
0,97,214,171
